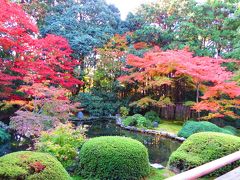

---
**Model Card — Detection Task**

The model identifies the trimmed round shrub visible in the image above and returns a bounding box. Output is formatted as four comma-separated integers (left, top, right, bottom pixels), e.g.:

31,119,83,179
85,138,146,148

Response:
79,136,150,179
123,116,137,126
132,113,144,119
177,121,233,138
0,151,71,180
144,111,161,123
168,132,240,176
123,114,152,128
223,126,238,135
136,116,152,128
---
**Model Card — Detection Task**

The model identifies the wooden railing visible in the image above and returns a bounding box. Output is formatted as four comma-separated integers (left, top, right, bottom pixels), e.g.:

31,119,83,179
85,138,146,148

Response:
166,151,240,180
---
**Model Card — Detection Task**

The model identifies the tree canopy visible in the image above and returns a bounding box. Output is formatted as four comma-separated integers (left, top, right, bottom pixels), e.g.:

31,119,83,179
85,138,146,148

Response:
0,0,82,100
0,0,240,121
41,0,122,57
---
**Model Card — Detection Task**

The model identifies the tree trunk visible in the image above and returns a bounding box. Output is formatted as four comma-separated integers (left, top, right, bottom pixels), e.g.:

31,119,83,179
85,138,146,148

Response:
196,83,200,119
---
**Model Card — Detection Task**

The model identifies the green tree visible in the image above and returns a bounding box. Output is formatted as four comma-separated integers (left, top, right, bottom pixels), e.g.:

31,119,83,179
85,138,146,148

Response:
41,0,121,57
133,0,196,48
175,0,238,57
124,12,145,32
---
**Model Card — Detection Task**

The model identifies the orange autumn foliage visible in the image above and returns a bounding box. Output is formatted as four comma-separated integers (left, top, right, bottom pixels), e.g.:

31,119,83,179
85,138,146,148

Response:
119,47,240,119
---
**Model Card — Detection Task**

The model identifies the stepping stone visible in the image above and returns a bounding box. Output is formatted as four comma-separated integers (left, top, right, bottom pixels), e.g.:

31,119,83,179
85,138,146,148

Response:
150,163,165,169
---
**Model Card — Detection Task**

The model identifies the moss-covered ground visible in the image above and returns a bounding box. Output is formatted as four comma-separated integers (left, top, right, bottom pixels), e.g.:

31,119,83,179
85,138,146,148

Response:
154,120,183,134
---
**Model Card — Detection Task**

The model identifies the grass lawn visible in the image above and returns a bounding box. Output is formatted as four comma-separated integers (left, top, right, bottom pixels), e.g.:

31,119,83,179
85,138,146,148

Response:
154,120,183,134
147,168,175,180
71,168,175,180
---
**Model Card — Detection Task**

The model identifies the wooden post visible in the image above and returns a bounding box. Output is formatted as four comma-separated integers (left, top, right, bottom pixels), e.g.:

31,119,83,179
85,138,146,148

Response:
196,83,200,119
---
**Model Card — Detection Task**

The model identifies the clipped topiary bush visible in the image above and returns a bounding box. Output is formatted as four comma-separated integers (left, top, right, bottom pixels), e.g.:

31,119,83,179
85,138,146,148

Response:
137,116,152,128
132,113,144,119
223,126,238,135
0,151,71,180
123,114,152,128
79,136,150,180
177,121,233,138
144,111,161,123
168,132,240,176
123,116,137,126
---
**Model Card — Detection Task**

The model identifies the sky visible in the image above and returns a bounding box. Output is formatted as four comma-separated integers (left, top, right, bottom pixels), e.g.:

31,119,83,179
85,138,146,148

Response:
106,0,206,20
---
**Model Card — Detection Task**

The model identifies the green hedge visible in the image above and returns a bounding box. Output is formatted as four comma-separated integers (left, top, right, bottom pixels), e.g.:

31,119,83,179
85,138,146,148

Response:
144,111,161,123
168,132,240,176
0,151,71,180
223,126,238,135
79,136,150,180
177,121,234,138
123,116,138,126
123,114,152,128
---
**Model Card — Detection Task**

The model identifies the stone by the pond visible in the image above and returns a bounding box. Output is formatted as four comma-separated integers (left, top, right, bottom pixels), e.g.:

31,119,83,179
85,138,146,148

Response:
150,163,165,169
153,121,159,128
77,112,84,119
177,137,186,141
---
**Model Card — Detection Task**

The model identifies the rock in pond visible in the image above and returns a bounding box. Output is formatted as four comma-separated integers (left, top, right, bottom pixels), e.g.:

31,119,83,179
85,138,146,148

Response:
77,111,84,119
150,163,165,169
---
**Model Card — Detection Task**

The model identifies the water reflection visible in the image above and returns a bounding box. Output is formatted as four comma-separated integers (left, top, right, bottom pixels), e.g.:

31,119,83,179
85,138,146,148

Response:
0,135,32,156
81,120,181,166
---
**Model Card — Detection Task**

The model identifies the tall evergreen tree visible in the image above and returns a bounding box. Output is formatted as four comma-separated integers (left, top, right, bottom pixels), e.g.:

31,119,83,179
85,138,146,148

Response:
41,0,122,57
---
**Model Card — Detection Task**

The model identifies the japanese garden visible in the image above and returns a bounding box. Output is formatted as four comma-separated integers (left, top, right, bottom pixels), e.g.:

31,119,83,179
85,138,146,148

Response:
0,0,240,179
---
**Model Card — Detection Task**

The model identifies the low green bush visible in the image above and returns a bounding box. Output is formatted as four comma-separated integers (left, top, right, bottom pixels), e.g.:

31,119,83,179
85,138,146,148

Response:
119,106,129,117
177,121,233,138
223,126,238,135
144,111,161,123
168,132,240,176
132,113,144,119
136,116,152,128
35,123,85,169
0,128,10,144
0,151,71,180
123,114,152,128
123,116,138,126
79,136,150,180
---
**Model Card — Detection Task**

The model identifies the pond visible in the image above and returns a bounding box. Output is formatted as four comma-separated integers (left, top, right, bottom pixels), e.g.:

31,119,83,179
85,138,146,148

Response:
0,119,181,166
0,135,32,157
81,120,181,166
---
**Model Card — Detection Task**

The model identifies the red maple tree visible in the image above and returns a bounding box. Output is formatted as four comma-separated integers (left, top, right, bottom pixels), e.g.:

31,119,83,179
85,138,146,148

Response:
119,46,240,119
0,0,83,100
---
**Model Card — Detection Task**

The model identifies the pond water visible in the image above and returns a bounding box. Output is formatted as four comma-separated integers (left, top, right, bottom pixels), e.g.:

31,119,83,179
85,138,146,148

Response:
0,135,33,157
0,119,181,166
80,120,181,166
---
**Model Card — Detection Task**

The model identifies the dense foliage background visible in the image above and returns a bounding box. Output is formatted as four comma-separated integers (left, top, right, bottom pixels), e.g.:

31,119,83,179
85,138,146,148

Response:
0,0,240,179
